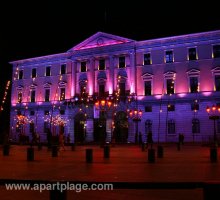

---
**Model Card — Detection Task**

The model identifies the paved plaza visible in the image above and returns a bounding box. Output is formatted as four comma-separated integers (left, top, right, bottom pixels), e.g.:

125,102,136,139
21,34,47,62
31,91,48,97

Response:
0,143,219,199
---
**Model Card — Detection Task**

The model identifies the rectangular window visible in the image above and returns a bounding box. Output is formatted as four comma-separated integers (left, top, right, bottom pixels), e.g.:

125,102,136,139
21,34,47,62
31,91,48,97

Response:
167,104,175,111
119,82,125,96
213,45,220,58
18,70,23,79
18,91,22,103
60,88,65,101
99,84,105,97
81,62,87,72
190,77,198,93
30,90,36,102
215,75,220,91
119,56,126,68
144,81,152,96
61,64,66,74
60,110,65,115
32,68,37,78
145,105,152,112
144,53,151,65
44,110,49,115
45,89,50,102
46,66,51,76
166,79,174,94
188,48,197,60
30,111,35,116
165,50,173,63
99,59,105,70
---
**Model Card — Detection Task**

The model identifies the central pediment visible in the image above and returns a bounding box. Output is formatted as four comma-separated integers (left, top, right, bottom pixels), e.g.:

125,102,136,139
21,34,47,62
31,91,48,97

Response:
69,32,134,51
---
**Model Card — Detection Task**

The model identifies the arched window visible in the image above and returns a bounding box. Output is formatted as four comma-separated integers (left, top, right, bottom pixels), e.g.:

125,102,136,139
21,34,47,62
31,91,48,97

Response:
192,118,200,134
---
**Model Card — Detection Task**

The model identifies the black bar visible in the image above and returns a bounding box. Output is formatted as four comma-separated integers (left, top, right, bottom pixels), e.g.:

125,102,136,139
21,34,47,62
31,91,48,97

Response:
27,147,34,161
148,149,155,163
3,144,10,156
86,149,93,163
104,145,110,158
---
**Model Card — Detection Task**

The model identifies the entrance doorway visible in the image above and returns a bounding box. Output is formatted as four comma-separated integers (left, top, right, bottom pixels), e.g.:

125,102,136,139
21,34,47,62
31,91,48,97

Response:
114,111,128,143
74,113,86,144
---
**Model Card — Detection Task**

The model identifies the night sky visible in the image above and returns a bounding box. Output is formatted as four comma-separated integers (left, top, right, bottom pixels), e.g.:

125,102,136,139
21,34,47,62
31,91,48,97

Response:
0,0,220,132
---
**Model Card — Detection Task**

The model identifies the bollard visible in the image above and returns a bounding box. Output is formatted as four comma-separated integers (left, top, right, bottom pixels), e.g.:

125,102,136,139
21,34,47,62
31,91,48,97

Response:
71,143,75,151
203,182,220,200
141,143,146,151
86,149,93,163
3,144,10,156
157,145,164,158
50,188,67,200
148,148,155,163
27,147,34,161
104,145,110,158
210,147,217,162
52,145,58,157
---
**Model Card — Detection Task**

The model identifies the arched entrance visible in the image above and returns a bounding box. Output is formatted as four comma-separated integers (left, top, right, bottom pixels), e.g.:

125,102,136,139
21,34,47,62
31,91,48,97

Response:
114,111,128,143
74,113,86,144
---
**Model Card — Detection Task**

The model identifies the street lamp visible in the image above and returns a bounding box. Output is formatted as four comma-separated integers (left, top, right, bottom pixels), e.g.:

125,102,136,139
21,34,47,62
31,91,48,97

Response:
128,108,142,144
206,105,220,146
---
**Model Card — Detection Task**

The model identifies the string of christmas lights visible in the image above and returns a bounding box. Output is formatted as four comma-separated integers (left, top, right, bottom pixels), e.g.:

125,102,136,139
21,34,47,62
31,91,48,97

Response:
0,80,11,112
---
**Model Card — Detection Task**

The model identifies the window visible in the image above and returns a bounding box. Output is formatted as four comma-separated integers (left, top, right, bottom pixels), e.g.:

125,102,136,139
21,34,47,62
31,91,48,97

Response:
18,70,23,79
166,79,174,94
119,82,125,96
188,48,197,60
30,90,36,102
60,88,65,101
18,91,22,103
213,45,220,58
119,56,125,68
167,119,175,134
60,110,65,115
30,111,35,116
44,110,49,115
99,59,105,70
144,81,151,96
45,89,50,102
190,77,198,93
145,120,152,134
81,62,87,72
46,66,51,76
145,105,152,112
99,84,105,97
192,119,200,134
167,104,175,111
165,50,173,63
29,122,35,133
144,53,151,65
61,64,66,74
215,75,220,91
32,68,37,78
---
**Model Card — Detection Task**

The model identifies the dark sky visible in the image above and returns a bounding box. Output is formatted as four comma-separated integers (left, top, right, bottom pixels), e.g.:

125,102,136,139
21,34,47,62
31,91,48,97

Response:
0,0,220,130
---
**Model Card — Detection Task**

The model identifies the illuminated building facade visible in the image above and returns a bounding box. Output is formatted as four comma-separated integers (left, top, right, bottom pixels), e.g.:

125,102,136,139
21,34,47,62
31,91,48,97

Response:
9,31,220,143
